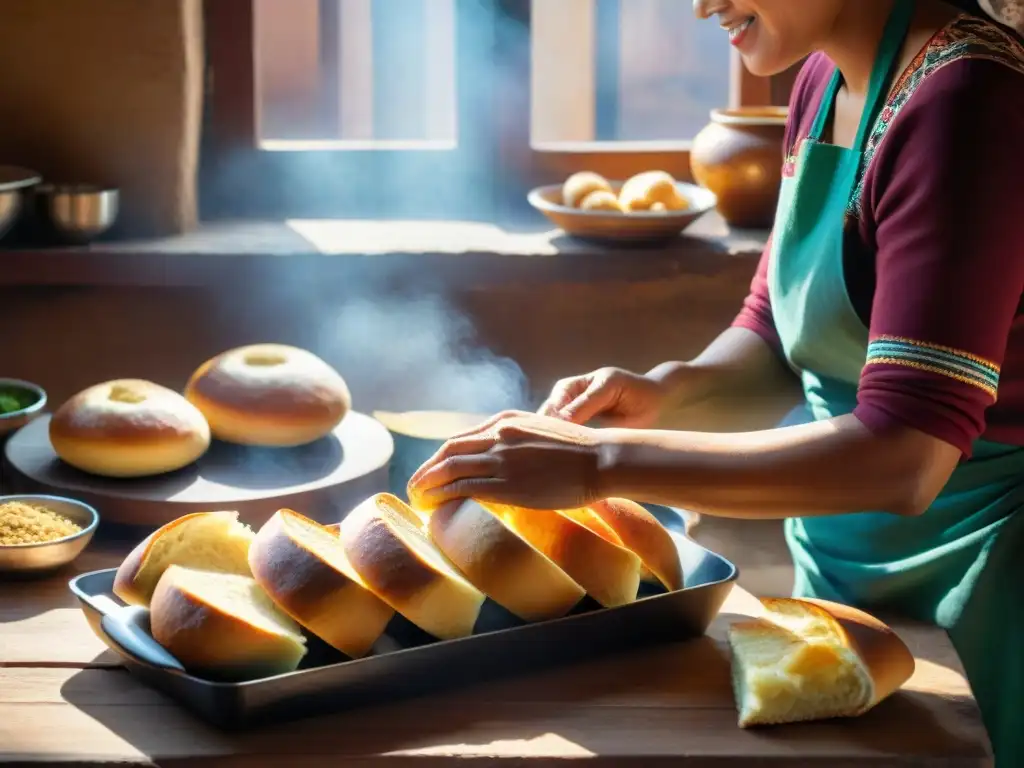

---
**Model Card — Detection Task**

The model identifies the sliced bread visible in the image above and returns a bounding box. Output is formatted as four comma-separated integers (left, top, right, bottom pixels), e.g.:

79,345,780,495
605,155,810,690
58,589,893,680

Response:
563,499,684,592
338,493,486,640
248,509,394,658
114,510,254,606
427,499,585,622
728,597,916,728
483,503,642,608
149,565,307,681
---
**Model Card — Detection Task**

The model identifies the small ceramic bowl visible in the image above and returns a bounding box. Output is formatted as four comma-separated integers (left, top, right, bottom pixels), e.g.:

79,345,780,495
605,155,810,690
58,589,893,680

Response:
0,494,99,575
0,378,47,439
528,181,717,245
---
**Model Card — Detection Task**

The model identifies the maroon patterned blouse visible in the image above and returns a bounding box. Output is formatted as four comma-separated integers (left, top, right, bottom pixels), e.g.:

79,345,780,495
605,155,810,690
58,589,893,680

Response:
732,15,1024,457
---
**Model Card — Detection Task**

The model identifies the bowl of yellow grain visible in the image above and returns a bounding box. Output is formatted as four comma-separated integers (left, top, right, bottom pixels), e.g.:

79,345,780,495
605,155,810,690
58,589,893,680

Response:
0,495,99,575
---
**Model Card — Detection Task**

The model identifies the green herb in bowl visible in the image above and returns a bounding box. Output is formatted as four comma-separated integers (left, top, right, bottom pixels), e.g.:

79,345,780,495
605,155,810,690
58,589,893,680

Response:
0,379,47,438
0,388,37,415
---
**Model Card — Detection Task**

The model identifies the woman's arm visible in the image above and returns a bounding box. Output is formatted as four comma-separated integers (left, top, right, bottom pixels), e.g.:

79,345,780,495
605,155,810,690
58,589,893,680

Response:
596,416,960,519
603,57,1024,520
648,245,803,432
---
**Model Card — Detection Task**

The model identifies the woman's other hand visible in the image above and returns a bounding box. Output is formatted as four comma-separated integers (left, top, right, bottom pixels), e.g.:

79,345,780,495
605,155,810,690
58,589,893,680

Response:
406,410,607,510
537,363,687,428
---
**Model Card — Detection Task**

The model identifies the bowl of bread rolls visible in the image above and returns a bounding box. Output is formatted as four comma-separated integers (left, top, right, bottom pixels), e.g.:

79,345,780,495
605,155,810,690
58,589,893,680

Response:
528,170,717,244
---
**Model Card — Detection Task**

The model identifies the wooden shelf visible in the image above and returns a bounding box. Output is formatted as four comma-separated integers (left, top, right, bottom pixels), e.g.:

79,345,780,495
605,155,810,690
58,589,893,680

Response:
0,214,767,289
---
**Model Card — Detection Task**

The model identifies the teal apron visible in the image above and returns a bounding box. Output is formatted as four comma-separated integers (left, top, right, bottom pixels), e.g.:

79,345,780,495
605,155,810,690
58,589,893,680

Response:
768,2,1024,763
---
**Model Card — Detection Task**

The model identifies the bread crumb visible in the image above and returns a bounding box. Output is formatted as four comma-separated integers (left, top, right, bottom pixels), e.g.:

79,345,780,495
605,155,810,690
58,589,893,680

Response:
0,501,82,546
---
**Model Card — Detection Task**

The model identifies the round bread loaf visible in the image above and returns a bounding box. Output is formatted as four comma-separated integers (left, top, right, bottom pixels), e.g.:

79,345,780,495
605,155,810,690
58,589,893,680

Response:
184,344,351,447
562,171,613,208
483,502,642,608
580,190,624,213
339,493,486,640
49,379,211,478
149,565,307,682
618,170,689,212
428,499,585,622
249,509,394,658
563,499,684,592
113,510,255,607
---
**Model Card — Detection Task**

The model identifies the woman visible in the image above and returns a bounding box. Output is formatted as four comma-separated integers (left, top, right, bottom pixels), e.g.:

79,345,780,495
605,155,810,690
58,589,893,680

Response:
410,0,1024,762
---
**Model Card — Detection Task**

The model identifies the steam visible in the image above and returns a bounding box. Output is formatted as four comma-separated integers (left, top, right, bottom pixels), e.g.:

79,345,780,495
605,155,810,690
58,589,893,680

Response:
311,294,529,414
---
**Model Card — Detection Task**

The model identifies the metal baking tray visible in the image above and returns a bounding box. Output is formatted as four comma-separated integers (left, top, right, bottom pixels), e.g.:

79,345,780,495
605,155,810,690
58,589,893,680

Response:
69,504,737,730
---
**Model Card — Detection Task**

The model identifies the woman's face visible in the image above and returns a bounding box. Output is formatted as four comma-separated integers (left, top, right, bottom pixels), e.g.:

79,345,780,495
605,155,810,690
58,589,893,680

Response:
693,0,845,76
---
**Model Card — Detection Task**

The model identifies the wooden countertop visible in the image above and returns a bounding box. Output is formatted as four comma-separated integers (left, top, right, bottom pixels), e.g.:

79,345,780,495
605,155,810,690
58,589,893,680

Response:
0,542,992,766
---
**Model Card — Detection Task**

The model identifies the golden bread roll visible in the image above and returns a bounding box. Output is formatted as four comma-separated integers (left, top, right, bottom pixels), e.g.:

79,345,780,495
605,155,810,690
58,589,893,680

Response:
184,344,351,447
482,503,642,608
113,511,255,607
149,565,307,681
562,499,684,592
339,493,486,640
728,597,916,728
579,190,625,213
618,170,689,212
427,499,585,622
49,379,211,478
562,171,613,208
248,509,394,658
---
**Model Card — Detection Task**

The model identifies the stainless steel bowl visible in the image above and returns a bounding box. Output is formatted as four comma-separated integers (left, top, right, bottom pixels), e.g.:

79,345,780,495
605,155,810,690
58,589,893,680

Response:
0,495,99,575
35,183,119,245
0,378,47,439
0,166,42,241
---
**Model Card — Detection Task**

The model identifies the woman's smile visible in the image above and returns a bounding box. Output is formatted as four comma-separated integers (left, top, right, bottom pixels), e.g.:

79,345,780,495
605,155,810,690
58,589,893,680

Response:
722,14,757,47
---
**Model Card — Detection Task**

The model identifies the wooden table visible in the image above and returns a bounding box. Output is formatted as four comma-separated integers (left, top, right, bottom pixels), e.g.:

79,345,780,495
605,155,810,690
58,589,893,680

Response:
0,540,992,766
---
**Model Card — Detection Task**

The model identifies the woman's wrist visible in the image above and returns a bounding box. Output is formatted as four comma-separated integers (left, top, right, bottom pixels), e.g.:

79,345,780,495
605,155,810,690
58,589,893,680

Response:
644,361,719,412
593,427,665,502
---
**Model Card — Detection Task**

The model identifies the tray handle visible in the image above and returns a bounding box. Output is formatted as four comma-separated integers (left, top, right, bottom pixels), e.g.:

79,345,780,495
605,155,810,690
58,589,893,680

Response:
99,613,186,673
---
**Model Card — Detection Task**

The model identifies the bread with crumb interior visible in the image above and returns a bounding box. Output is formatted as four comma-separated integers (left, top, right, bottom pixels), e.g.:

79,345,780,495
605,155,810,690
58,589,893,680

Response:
149,565,307,681
728,597,916,728
113,510,254,606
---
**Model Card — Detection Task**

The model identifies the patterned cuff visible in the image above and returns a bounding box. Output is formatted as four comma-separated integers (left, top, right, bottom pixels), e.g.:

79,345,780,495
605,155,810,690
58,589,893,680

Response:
865,335,1000,400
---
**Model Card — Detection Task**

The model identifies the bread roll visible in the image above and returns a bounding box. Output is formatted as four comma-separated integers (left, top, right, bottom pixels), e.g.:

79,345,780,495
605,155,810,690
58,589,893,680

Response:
339,493,486,640
579,190,625,213
563,499,684,592
49,379,211,478
618,170,689,212
113,511,255,606
184,344,351,447
483,503,642,608
428,499,585,622
248,509,394,658
728,597,916,728
150,565,307,681
562,171,613,208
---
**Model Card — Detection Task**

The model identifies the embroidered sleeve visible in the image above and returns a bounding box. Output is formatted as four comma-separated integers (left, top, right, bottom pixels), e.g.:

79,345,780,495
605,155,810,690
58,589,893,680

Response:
854,57,1024,457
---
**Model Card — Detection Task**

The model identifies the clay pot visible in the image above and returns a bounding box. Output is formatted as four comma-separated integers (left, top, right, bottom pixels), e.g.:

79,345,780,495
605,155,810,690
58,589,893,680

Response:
690,106,788,229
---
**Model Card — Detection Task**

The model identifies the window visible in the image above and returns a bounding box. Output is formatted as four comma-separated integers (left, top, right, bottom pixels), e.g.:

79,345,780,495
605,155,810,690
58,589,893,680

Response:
201,0,797,222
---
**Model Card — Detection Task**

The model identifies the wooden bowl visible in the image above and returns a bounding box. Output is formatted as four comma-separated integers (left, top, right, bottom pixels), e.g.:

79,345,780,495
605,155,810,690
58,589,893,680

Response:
528,181,717,245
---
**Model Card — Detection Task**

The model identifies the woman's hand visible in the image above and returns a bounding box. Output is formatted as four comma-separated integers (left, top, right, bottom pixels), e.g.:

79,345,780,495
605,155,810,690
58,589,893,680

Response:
406,410,608,510
537,363,686,428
